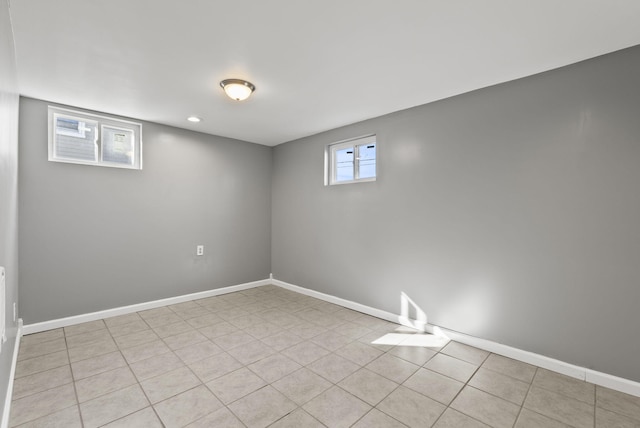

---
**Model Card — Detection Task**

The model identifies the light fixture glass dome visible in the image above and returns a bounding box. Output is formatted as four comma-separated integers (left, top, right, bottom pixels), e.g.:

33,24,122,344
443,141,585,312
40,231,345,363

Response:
220,79,256,101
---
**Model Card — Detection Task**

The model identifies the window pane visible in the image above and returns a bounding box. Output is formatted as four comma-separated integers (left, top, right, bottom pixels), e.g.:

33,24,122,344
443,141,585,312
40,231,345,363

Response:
335,147,354,182
54,116,98,162
102,126,134,166
358,143,376,179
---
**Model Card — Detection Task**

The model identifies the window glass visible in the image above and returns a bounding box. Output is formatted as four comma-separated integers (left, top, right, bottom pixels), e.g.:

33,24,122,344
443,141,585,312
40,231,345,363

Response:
54,116,98,162
357,143,376,179
335,147,355,182
102,126,134,166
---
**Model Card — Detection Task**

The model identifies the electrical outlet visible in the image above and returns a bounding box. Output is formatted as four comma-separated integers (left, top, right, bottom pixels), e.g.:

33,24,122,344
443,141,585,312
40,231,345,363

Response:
196,245,204,256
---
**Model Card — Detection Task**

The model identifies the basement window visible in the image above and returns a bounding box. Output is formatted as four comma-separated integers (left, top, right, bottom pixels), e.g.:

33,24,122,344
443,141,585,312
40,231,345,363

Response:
326,135,376,185
48,106,142,169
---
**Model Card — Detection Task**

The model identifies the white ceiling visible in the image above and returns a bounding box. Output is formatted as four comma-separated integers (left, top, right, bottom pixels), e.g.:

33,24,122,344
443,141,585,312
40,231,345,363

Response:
10,0,640,146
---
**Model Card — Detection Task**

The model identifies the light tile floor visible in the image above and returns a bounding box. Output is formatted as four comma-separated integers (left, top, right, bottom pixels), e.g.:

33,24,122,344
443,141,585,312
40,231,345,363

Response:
8,285,640,427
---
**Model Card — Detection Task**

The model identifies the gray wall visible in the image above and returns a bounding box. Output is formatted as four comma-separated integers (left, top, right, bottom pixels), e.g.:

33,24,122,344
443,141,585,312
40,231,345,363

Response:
0,0,20,417
19,97,272,323
272,45,640,382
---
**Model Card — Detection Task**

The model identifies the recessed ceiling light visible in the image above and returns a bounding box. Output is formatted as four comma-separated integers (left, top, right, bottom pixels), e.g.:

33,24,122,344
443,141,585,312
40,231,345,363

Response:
220,79,256,101
187,116,201,123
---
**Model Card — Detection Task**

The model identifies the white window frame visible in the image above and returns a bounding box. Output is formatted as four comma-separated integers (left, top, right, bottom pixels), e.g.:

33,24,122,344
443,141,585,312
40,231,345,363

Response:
326,135,377,185
48,106,143,170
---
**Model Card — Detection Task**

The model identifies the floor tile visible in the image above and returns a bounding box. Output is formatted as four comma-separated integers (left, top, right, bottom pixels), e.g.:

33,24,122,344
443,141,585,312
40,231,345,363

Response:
142,312,182,328
152,320,194,338
15,350,69,378
281,340,330,365
173,339,222,364
13,405,82,428
228,385,297,428
101,407,163,428
70,351,126,380
595,406,640,428
482,353,537,383
260,330,303,351
533,368,595,404
351,408,408,428
106,319,149,337
451,386,521,428
129,351,184,381
333,321,373,340
198,321,239,339
226,313,265,329
63,319,106,337
247,353,301,383
365,353,419,383
433,408,491,428
17,337,67,361
79,384,149,428
514,408,573,427
468,366,530,405
68,337,118,363
441,341,490,366
9,383,76,426
387,344,437,365
403,367,464,405
425,353,478,383
524,385,595,427
310,330,354,351
154,385,223,428
213,331,256,350
286,322,327,339
185,406,245,428
307,353,360,383
335,341,383,366
11,365,72,400
103,313,142,328
20,329,64,346
121,339,171,364
163,329,208,351
269,408,325,428
245,322,284,339
227,339,276,365
113,329,159,349
75,366,137,402
338,368,398,406
272,368,332,405
188,351,243,382
303,385,372,428
65,329,111,349
140,365,201,403
377,385,446,427
206,367,267,404
184,313,224,329
596,385,640,422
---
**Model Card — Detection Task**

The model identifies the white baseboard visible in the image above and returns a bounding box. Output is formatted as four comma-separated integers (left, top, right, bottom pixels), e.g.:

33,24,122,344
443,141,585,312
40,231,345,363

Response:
272,277,640,398
22,279,270,335
1,319,22,428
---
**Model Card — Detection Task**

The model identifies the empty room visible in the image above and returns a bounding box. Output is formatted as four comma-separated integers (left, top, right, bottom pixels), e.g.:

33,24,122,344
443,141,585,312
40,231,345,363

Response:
2,1,640,427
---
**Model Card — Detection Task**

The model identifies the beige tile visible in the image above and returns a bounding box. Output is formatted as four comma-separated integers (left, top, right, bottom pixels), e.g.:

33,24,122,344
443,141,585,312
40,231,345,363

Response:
227,313,266,329
281,340,330,365
113,329,159,349
377,385,446,428
20,329,64,346
175,306,214,319
75,366,137,402
14,405,82,428
596,407,640,428
357,330,398,351
213,331,256,350
70,351,126,380
247,353,301,383
154,385,223,428
106,319,149,337
140,366,201,403
173,340,222,364
533,368,595,404
79,384,149,428
260,331,303,351
387,344,437,365
152,320,194,338
228,385,297,428
9,383,76,426
206,367,267,404
67,336,118,362
335,341,383,366
515,408,573,428
468,366,530,405
451,386,521,428
163,329,207,350
424,353,478,383
17,337,67,361
308,353,360,383
226,340,275,365
352,408,408,428
482,353,537,383
269,408,325,428
198,321,239,339
103,312,142,328
101,407,163,428
597,385,640,422
121,339,171,364
434,408,491,427
524,385,595,427
185,406,244,428
334,321,373,340
286,322,327,340
184,313,224,329
63,320,106,337
245,321,285,339
403,367,464,405
441,341,490,365
303,385,371,428
129,351,184,381
365,353,420,383
142,312,182,328
338,368,398,406
310,330,353,351
65,328,111,349
188,352,243,382
12,365,72,400
272,368,332,405
167,300,201,312
15,350,69,378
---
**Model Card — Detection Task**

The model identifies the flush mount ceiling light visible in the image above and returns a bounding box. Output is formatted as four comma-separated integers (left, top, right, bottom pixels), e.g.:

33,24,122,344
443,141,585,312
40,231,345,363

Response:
220,79,256,101
187,116,201,122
